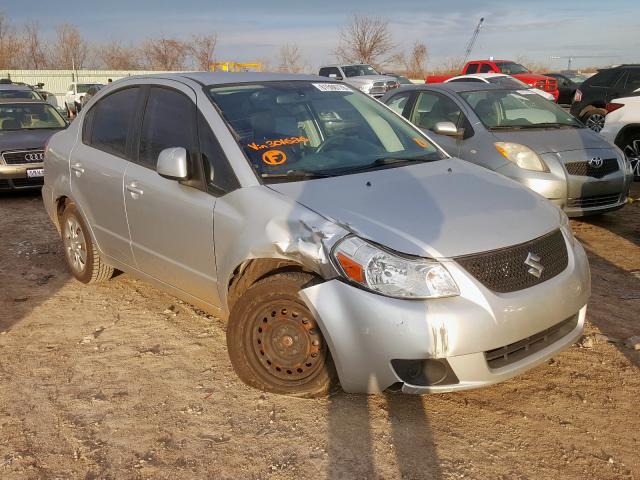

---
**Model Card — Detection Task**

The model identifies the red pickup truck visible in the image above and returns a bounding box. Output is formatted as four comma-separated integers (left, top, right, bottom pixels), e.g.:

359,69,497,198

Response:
426,60,559,101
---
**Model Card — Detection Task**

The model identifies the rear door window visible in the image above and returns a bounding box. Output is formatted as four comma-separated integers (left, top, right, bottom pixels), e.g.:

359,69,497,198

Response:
623,70,640,93
587,69,621,87
86,87,140,158
465,63,479,74
138,87,197,169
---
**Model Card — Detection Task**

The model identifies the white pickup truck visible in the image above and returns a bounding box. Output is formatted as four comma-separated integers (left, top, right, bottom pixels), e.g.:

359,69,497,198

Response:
318,64,399,98
64,82,104,116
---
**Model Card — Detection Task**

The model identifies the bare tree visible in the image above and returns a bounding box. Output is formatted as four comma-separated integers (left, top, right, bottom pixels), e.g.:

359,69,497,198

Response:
277,43,305,73
0,14,21,69
22,20,49,69
334,14,396,69
141,36,188,70
99,40,141,70
187,33,217,70
53,23,89,69
403,41,428,79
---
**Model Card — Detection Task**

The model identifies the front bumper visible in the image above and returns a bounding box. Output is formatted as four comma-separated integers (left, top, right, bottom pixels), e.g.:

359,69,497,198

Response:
300,236,590,394
0,163,45,190
495,156,632,217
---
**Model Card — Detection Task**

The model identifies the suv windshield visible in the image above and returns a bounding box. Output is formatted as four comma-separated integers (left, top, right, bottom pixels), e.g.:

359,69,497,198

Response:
0,89,42,100
0,103,67,130
342,65,379,77
207,81,444,182
460,89,582,130
494,62,529,75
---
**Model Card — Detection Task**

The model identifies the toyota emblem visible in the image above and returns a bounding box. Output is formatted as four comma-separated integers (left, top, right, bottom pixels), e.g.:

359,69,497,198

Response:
588,156,603,168
25,152,44,162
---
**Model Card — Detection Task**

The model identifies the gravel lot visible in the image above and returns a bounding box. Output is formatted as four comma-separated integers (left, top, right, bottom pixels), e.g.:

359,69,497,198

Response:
1,186,639,480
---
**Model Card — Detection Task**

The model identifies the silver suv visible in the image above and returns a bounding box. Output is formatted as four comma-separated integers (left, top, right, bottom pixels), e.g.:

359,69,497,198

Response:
43,73,591,396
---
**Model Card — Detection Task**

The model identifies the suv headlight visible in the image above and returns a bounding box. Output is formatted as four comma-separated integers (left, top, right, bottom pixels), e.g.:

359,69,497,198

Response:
332,236,459,299
495,142,549,172
559,209,575,247
359,84,372,93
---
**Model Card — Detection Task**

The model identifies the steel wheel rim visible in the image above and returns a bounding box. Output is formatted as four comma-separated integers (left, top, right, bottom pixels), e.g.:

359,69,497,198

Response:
247,301,326,384
63,216,87,273
585,113,605,132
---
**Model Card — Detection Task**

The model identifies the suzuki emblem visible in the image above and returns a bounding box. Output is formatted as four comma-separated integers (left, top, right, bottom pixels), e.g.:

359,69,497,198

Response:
524,252,544,278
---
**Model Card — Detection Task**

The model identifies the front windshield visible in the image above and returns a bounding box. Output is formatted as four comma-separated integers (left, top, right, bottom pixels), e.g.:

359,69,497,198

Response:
77,84,101,94
0,89,41,100
0,103,67,130
207,81,445,182
494,62,529,75
342,65,379,77
460,89,582,130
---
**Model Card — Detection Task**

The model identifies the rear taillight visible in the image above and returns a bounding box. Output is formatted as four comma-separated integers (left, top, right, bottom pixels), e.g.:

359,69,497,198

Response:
605,102,624,113
574,89,582,102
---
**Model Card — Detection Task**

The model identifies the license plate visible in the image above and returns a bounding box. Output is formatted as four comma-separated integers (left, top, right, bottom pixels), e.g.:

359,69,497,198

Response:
27,168,44,178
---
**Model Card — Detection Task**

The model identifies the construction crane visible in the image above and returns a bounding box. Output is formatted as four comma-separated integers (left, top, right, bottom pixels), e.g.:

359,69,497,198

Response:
462,17,484,66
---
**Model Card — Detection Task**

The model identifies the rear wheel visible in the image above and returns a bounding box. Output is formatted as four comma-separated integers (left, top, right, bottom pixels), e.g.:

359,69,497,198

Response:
61,204,114,283
620,133,640,181
227,272,337,397
582,108,607,132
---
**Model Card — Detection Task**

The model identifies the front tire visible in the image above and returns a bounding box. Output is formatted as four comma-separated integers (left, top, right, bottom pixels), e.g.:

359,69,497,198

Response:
620,133,640,181
61,204,114,283
582,108,607,132
227,272,337,397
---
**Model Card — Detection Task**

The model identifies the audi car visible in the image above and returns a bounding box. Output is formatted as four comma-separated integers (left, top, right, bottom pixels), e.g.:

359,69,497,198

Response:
43,73,590,396
1,99,68,191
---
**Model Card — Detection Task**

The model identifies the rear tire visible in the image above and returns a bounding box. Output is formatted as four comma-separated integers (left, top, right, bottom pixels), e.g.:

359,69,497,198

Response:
61,204,114,284
227,272,337,397
582,108,607,132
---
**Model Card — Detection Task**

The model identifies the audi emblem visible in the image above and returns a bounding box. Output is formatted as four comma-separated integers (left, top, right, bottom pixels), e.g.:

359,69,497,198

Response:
588,156,603,168
24,152,44,162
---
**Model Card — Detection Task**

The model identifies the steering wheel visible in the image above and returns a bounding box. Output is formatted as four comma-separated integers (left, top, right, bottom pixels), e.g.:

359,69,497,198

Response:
316,135,349,153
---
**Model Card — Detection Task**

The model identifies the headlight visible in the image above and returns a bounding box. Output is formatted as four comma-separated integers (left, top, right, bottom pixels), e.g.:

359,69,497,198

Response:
559,209,575,247
332,236,459,299
495,142,549,172
359,84,372,93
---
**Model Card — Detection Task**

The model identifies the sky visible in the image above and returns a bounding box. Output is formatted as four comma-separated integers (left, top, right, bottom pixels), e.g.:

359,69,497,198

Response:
2,0,638,71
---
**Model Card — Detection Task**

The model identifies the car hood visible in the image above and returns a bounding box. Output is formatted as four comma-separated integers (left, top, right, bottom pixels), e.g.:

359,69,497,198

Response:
346,75,396,84
491,127,614,154
267,158,561,258
0,128,63,152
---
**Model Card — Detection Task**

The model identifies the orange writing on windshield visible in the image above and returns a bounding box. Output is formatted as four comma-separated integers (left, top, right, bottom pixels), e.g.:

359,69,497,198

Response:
262,150,287,166
248,136,309,151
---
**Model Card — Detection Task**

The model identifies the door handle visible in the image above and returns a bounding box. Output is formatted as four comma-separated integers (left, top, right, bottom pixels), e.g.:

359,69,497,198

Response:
126,182,144,198
71,162,84,177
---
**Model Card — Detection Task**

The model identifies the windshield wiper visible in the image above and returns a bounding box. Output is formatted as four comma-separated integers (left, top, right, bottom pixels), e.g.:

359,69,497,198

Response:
261,169,335,180
521,123,576,129
325,156,433,175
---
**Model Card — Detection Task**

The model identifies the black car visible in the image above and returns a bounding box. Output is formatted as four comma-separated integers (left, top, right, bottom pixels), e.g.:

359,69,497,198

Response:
543,73,583,105
570,65,640,132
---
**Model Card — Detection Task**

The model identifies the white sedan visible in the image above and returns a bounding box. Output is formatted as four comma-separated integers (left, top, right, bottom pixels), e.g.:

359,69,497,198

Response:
600,92,640,180
446,73,555,102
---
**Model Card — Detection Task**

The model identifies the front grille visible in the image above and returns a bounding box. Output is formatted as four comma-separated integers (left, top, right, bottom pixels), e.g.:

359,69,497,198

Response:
565,158,619,178
485,314,579,369
1,150,44,165
9,177,44,187
455,229,568,293
567,193,621,209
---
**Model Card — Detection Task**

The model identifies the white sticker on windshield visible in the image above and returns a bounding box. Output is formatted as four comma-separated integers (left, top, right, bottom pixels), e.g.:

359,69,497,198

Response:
516,89,536,95
312,83,352,92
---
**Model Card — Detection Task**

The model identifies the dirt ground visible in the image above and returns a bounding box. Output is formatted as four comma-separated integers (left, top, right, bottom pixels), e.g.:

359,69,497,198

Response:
1,186,639,480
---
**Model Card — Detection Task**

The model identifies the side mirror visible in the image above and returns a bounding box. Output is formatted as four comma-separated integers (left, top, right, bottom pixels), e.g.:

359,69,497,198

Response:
433,121,461,137
157,147,189,181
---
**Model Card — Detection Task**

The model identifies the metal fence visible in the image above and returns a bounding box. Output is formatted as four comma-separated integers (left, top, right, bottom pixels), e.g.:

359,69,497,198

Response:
1,70,175,104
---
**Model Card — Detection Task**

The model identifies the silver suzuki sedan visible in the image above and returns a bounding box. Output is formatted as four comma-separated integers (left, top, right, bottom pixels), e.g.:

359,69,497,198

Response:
42,73,590,396
383,83,634,217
